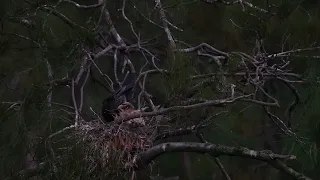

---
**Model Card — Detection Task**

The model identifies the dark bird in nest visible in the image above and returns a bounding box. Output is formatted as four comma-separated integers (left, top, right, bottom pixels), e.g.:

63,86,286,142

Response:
102,71,138,122
102,83,135,122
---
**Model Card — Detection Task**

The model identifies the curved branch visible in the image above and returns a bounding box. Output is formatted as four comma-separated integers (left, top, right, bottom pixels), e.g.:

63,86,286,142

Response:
113,95,251,124
276,77,300,127
134,142,311,180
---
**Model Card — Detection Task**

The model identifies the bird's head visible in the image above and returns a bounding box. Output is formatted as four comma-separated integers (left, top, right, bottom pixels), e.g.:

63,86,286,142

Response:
117,102,134,112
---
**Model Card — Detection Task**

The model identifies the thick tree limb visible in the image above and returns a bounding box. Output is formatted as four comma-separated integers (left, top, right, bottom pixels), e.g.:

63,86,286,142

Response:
134,142,311,180
134,142,295,167
113,95,250,124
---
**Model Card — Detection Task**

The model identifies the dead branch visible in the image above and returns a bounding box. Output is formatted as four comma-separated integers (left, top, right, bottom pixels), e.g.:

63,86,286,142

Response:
62,0,103,9
133,142,310,180
154,0,176,49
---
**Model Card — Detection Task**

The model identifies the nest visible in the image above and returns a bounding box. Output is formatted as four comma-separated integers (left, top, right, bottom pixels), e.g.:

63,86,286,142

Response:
73,116,157,173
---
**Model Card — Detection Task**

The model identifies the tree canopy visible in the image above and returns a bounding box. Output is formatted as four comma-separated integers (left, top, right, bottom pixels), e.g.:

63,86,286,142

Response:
1,0,320,180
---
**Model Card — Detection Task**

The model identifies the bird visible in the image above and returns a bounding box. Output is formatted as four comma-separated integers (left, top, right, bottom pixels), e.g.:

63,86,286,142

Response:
102,72,138,123
116,102,145,126
102,83,135,123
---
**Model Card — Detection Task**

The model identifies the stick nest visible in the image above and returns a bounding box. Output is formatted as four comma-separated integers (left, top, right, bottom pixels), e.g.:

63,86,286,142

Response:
73,118,156,173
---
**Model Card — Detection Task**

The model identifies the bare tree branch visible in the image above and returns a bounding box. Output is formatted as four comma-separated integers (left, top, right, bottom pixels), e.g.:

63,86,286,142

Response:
134,142,311,180
62,0,103,9
154,0,176,49
134,142,295,166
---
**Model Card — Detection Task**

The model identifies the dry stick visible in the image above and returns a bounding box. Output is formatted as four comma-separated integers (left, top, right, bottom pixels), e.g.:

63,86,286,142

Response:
46,69,90,143
191,72,301,80
165,19,183,32
113,49,121,87
102,4,157,112
213,158,232,180
47,125,76,139
136,69,168,82
277,78,301,127
71,79,80,126
104,6,137,80
133,5,164,28
79,64,91,112
138,74,148,110
61,0,103,9
121,0,158,110
176,43,228,56
268,160,312,180
94,44,113,59
40,6,85,30
201,0,267,13
86,50,114,91
267,47,320,58
154,0,176,49
197,51,223,67
103,9,125,45
121,0,139,42
45,60,53,120
113,94,260,124
75,56,88,84
196,129,231,180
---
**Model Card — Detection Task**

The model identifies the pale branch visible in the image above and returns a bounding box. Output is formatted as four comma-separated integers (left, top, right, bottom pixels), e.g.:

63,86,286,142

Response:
45,60,53,120
75,54,90,84
79,65,91,112
213,157,232,180
85,50,114,92
202,0,267,13
102,5,136,77
49,78,72,86
191,72,302,80
103,8,126,46
165,19,183,32
263,106,306,147
240,98,278,107
62,0,103,9
136,69,169,82
154,0,176,49
137,70,154,110
176,43,228,56
71,80,80,126
121,0,140,42
133,142,295,167
249,84,279,107
133,5,164,29
94,45,113,59
275,55,320,59
113,94,274,124
268,160,312,180
5,32,40,47
267,47,320,59
197,51,223,67
134,142,311,179
40,6,85,31
47,125,76,139
113,49,121,87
